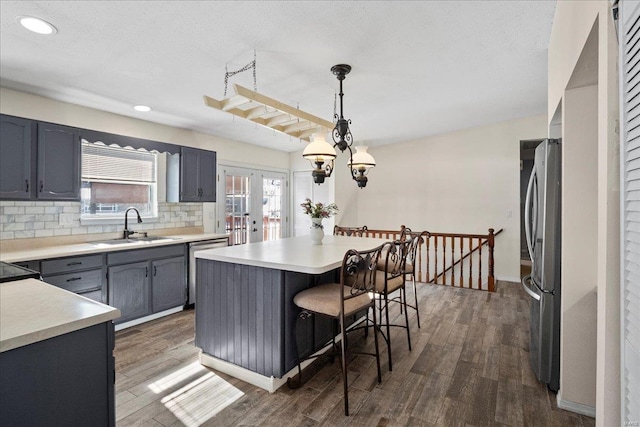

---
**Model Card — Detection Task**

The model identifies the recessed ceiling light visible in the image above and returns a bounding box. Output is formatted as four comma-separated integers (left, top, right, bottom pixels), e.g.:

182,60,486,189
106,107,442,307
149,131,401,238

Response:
16,16,57,35
133,105,151,112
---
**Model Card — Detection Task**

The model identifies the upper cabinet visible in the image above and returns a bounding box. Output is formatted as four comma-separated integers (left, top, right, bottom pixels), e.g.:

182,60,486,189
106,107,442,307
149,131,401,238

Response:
37,123,81,200
0,115,35,200
179,147,216,202
0,115,81,201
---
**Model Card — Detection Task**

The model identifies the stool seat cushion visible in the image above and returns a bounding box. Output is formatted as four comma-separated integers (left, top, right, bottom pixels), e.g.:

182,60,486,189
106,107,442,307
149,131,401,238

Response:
293,283,373,318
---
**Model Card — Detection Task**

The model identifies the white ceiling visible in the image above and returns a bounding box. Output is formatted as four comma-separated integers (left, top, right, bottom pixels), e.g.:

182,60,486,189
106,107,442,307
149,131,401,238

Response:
0,1,556,152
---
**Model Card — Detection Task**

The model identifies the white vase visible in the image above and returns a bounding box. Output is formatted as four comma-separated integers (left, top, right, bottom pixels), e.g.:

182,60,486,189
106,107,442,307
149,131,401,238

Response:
310,218,324,245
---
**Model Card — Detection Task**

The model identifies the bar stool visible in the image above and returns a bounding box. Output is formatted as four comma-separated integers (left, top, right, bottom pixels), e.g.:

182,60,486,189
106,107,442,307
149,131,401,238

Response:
375,238,413,371
400,228,424,328
288,244,384,416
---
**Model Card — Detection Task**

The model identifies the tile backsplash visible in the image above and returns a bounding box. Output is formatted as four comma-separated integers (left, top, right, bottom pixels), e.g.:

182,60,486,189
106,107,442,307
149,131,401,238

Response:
0,201,203,240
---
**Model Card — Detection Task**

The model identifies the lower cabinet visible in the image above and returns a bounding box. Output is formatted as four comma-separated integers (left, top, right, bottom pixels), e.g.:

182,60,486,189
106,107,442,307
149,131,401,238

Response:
107,245,186,324
152,256,186,312
108,261,151,324
0,322,115,427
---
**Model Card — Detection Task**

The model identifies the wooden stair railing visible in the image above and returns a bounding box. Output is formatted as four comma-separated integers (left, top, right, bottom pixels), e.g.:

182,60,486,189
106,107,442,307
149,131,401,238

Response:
419,228,502,292
333,224,501,292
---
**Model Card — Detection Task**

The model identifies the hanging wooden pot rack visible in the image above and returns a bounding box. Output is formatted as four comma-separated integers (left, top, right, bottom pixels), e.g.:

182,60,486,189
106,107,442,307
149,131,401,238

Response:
203,84,334,142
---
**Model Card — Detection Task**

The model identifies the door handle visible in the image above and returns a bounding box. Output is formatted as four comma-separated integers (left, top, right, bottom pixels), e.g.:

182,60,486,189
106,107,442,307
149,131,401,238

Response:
524,168,536,262
521,275,540,301
252,228,257,232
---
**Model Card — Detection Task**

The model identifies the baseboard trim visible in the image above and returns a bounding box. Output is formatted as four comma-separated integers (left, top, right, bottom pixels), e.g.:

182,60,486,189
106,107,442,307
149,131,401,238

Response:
556,395,596,418
496,276,522,284
114,306,183,331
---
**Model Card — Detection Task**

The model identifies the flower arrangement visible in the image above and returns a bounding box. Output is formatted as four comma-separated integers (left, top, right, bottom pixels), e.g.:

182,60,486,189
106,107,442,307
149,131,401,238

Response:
300,198,338,219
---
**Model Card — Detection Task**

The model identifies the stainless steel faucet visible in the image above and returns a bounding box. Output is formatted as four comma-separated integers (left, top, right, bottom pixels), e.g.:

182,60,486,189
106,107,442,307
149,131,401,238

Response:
123,207,143,239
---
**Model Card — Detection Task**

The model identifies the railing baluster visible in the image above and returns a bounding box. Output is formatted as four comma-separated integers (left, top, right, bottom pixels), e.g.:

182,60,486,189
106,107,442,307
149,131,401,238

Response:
434,235,439,284
451,236,455,286
425,234,430,283
468,237,473,288
442,236,446,286
459,236,464,288
478,237,483,290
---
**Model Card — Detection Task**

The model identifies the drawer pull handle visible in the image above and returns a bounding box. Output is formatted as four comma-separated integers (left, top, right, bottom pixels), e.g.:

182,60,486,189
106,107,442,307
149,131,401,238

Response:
154,266,157,276
25,179,29,192
67,262,82,266
66,277,82,282
145,267,148,277
40,180,44,192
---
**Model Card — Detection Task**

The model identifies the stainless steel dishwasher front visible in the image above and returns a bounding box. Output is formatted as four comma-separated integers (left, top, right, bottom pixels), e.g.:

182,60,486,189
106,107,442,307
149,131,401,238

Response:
188,238,228,305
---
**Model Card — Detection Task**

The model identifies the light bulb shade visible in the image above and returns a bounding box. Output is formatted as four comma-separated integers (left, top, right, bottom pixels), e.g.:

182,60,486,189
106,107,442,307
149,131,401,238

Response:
348,146,376,170
302,133,337,162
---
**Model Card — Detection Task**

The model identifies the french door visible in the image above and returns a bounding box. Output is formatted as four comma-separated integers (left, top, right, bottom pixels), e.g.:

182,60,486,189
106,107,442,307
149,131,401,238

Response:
219,166,287,245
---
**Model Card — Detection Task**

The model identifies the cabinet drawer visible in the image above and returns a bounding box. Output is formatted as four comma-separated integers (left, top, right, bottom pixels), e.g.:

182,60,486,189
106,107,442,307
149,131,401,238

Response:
43,268,103,293
41,254,103,275
107,244,185,265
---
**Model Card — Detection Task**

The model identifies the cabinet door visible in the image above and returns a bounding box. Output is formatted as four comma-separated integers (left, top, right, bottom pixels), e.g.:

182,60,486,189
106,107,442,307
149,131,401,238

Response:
179,147,200,202
108,261,151,323
0,115,34,200
152,256,186,313
198,150,217,202
37,123,81,200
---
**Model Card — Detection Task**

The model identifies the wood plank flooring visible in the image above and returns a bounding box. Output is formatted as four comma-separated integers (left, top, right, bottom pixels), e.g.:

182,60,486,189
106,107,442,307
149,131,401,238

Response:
114,281,595,426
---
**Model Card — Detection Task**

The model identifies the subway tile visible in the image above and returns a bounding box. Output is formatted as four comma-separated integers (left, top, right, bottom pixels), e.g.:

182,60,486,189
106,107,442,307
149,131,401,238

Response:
14,215,36,223
35,229,55,238
45,206,62,214
88,226,104,234
0,201,15,207
24,207,45,214
0,231,15,239
14,201,35,207
3,223,25,231
4,207,24,215
63,206,79,213
14,230,35,239
54,228,72,236
25,222,45,230
71,227,87,235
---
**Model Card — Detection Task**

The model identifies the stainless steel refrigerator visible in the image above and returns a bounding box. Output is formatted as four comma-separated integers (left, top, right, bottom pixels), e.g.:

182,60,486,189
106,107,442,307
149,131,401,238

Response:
522,138,561,392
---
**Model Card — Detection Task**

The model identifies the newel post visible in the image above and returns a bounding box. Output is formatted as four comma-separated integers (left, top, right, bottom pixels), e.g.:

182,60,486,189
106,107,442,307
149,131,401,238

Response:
487,228,495,292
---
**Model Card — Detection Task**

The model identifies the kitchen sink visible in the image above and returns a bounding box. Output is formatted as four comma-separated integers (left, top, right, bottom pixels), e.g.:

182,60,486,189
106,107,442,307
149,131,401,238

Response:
88,236,177,246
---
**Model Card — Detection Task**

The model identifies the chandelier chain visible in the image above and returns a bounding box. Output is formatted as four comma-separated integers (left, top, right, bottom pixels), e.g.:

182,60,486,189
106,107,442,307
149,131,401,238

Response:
224,50,257,97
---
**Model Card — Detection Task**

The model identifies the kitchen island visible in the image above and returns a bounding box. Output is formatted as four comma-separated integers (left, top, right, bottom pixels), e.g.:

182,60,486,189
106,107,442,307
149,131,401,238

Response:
0,278,120,426
194,234,389,392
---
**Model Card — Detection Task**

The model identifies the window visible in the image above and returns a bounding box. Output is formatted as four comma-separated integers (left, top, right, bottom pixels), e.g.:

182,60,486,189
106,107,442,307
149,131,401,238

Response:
81,142,157,219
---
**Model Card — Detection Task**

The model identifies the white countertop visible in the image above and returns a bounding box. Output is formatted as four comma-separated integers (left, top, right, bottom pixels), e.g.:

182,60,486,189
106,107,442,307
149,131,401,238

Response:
0,278,121,353
195,235,391,274
0,232,229,263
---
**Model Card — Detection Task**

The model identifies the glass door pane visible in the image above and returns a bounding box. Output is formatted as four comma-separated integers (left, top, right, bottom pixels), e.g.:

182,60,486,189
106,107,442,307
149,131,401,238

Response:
262,175,284,241
225,173,251,245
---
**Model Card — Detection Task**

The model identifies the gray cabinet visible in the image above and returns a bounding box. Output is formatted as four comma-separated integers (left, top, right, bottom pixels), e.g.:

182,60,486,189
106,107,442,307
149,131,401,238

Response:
40,254,106,303
108,261,151,323
0,115,35,200
107,244,186,324
180,147,216,202
37,122,81,200
0,322,115,427
0,116,81,201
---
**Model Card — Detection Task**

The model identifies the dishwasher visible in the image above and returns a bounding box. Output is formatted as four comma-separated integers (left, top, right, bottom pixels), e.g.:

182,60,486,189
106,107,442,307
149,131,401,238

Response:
188,238,229,306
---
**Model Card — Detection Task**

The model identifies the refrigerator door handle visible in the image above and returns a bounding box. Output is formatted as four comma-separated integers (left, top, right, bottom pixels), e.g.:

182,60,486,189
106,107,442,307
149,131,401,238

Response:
524,167,537,261
521,274,541,301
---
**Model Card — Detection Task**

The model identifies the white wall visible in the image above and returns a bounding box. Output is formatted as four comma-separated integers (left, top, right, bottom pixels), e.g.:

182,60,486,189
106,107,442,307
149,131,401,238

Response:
548,1,620,423
561,84,598,409
341,114,547,281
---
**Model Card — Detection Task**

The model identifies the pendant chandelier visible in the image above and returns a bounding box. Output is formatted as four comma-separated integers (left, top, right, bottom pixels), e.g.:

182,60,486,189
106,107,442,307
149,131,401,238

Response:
302,64,376,188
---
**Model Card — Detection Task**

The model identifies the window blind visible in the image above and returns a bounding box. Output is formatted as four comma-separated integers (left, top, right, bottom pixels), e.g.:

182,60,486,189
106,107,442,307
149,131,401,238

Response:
82,142,156,183
620,1,640,423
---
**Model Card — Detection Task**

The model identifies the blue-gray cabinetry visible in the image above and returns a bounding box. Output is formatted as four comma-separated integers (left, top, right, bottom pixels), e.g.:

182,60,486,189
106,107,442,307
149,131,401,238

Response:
37,122,81,200
0,115,81,201
40,254,106,304
180,147,216,202
107,244,186,324
0,321,115,427
195,259,340,377
0,115,35,200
